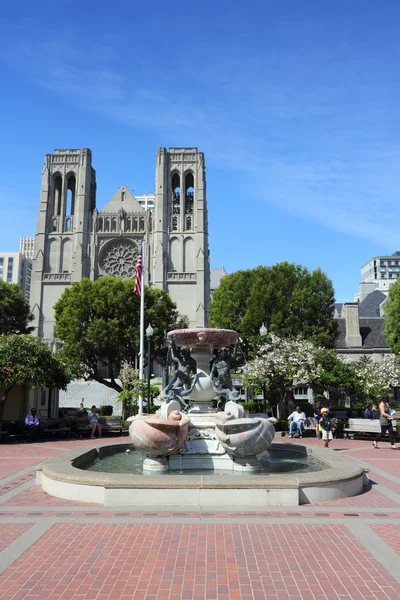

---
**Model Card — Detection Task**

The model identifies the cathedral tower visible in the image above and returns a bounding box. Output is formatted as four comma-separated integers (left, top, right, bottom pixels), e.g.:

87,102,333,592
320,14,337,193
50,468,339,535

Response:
153,147,210,327
30,149,96,340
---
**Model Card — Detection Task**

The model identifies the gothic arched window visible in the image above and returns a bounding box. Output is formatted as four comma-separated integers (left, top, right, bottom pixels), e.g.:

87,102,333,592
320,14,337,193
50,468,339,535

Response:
53,175,62,216
66,175,76,215
172,216,178,231
172,172,181,214
185,173,194,214
186,216,192,231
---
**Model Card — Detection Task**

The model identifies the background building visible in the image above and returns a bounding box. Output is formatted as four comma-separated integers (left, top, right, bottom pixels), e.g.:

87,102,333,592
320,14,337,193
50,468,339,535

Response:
210,267,228,295
358,252,400,299
30,147,211,343
20,237,35,260
0,251,32,303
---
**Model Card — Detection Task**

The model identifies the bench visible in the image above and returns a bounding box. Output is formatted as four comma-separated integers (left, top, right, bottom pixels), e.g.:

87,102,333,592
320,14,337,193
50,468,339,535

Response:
344,414,399,439
76,416,125,437
39,418,71,439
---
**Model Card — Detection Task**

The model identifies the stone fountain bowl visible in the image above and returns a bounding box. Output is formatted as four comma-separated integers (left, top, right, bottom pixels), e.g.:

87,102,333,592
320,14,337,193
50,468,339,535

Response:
214,417,275,458
129,412,190,457
167,328,238,349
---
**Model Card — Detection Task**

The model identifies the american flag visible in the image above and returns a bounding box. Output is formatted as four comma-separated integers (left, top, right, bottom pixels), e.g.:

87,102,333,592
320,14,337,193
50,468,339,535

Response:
134,249,142,297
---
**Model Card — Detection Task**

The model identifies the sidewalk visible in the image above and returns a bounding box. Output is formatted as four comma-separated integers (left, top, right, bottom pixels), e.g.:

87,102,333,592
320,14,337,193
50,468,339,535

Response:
0,436,400,600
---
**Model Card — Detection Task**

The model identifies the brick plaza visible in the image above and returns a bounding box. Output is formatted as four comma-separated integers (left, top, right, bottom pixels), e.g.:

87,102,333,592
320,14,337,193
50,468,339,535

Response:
0,436,400,600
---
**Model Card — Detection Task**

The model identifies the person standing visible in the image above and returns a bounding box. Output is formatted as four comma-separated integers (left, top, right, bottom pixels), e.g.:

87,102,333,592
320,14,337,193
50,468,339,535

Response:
314,400,322,439
319,407,333,448
373,396,396,449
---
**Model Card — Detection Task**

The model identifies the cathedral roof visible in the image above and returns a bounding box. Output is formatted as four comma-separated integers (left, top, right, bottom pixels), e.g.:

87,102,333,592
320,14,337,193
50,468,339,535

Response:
100,186,145,213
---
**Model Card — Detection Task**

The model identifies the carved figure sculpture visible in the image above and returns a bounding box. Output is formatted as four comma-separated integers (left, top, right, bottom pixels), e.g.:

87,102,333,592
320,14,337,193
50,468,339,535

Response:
162,340,199,407
210,342,240,401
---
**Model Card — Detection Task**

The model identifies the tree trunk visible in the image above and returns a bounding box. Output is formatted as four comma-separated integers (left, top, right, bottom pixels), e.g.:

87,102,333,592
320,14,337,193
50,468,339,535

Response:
277,386,295,420
92,376,122,393
0,386,13,432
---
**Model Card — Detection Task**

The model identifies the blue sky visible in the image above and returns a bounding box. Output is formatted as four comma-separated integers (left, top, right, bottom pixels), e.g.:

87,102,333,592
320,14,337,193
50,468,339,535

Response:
1,0,400,302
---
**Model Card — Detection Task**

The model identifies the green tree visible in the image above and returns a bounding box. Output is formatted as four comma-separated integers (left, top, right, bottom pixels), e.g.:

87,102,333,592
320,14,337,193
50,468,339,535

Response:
384,280,400,354
118,360,161,417
310,350,364,406
0,334,71,427
210,263,337,355
54,277,180,393
0,280,33,335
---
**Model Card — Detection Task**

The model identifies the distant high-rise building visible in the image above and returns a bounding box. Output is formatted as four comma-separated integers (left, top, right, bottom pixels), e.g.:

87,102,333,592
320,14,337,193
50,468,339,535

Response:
0,252,32,303
20,237,35,260
356,251,400,302
136,194,155,212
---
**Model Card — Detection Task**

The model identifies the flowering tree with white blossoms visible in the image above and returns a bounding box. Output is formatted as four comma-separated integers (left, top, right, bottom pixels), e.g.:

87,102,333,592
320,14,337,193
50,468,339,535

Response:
243,334,324,417
354,355,400,400
245,333,400,414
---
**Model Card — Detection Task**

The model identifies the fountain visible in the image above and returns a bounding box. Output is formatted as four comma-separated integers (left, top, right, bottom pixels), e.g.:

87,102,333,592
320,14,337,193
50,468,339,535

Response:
37,328,369,507
129,328,277,473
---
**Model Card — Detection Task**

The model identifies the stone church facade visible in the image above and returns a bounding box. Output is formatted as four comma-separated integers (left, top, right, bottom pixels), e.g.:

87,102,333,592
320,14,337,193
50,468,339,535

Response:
30,147,210,344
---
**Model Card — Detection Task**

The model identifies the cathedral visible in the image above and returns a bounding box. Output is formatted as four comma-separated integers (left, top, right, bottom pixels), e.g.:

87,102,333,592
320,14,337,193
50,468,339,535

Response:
30,147,210,343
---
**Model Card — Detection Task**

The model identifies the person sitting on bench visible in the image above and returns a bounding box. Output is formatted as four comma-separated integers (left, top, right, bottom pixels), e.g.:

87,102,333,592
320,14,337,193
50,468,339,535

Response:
88,406,102,439
24,408,40,442
288,406,307,438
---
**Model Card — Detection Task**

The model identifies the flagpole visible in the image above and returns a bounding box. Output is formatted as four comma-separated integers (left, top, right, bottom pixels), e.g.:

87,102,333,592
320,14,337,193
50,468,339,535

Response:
138,241,145,416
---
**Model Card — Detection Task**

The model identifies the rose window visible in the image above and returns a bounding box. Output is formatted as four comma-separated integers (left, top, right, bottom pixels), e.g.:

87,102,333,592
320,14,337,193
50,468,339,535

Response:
99,240,138,278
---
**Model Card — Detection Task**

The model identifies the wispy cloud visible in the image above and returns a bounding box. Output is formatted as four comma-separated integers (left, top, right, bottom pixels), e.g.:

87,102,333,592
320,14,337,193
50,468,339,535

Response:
2,20,400,249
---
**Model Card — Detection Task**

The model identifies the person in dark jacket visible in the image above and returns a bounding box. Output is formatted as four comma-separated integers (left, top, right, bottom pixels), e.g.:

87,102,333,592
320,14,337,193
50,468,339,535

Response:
319,407,333,448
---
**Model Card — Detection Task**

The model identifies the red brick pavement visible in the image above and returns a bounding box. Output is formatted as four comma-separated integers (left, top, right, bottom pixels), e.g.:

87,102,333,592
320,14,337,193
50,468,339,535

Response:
0,460,42,479
0,524,33,552
0,472,36,498
1,438,400,599
367,459,400,479
370,524,400,556
2,485,98,506
368,471,400,495
0,523,399,600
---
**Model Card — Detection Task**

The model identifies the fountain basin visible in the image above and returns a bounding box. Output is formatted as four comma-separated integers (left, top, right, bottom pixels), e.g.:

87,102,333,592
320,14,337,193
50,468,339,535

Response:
214,416,275,458
129,412,190,456
167,328,238,349
36,443,369,507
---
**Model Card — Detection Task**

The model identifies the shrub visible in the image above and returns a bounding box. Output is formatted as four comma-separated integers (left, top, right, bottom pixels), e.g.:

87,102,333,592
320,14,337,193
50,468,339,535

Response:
99,405,113,416
241,401,263,414
273,419,288,432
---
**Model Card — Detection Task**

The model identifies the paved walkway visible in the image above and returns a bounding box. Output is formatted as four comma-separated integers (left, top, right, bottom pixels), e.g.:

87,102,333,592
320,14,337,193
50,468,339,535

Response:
0,436,400,600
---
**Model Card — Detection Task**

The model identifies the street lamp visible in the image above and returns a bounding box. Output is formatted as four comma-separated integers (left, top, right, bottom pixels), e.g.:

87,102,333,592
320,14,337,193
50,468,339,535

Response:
259,323,267,340
146,324,154,414
259,323,267,414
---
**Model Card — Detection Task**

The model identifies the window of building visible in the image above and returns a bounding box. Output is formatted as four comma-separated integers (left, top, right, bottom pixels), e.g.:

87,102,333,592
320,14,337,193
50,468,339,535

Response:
53,175,62,216
293,386,308,396
171,173,181,214
185,173,194,214
172,216,178,231
66,175,76,216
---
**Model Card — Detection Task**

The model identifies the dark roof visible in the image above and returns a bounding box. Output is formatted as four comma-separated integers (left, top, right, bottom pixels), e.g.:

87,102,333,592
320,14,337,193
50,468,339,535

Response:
336,318,390,350
334,303,343,316
358,290,387,318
